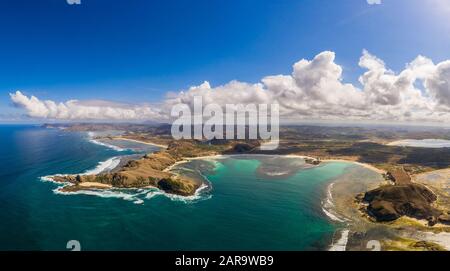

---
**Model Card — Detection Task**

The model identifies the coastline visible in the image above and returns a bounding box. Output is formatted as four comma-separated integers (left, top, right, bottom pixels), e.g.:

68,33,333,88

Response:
165,152,387,252
112,137,168,149
165,154,385,175
107,137,387,176
43,135,390,250
323,159,386,174
78,182,112,188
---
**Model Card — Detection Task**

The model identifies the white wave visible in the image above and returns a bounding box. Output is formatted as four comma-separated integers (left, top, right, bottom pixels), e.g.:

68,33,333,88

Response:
43,177,211,205
89,138,127,152
40,150,212,204
321,182,347,223
40,174,73,185
40,157,120,189
329,230,349,251
82,156,121,175
52,183,211,205
87,131,129,152
322,208,346,223
145,183,211,203
145,190,165,199
326,183,335,206
53,187,145,204
40,175,56,182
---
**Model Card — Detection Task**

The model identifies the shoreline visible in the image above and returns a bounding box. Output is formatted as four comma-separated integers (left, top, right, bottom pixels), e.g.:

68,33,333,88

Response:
46,137,389,250
111,137,168,149
78,182,112,188
322,159,386,174
164,154,385,175
103,136,387,176
58,138,387,211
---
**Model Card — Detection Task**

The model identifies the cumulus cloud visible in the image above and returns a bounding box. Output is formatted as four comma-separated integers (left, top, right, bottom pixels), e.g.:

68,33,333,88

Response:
10,91,163,120
164,50,450,123
10,50,450,124
367,0,382,5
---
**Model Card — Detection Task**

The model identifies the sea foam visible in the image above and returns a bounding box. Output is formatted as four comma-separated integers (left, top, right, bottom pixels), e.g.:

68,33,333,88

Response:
89,138,128,152
82,156,121,175
145,183,212,203
53,187,148,205
321,183,347,223
87,131,129,152
42,156,211,205
40,134,213,204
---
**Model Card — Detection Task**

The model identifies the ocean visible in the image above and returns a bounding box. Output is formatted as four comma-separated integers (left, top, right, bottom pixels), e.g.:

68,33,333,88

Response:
0,125,357,251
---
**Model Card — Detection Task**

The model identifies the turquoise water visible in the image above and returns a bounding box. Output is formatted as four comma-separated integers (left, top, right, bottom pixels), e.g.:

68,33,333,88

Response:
0,125,352,251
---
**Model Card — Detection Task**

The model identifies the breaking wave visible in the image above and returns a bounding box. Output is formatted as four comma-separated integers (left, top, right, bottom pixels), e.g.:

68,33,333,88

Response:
321,182,350,251
82,157,121,175
87,132,128,152
321,182,347,223
53,187,149,205
145,182,212,203
51,182,211,205
41,156,212,205
89,138,128,152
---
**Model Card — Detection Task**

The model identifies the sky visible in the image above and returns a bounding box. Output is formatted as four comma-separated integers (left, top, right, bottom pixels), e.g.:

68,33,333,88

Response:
2,0,450,124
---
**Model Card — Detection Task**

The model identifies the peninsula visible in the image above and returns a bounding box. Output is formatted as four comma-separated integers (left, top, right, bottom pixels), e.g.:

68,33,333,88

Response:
50,139,261,196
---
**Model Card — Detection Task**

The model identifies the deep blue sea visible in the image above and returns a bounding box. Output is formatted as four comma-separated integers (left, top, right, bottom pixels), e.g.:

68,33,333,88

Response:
0,125,352,251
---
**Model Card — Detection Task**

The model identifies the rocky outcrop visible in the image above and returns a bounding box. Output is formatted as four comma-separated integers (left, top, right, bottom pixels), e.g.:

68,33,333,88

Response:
305,158,321,165
50,146,200,196
222,141,260,154
362,183,442,225
157,178,198,196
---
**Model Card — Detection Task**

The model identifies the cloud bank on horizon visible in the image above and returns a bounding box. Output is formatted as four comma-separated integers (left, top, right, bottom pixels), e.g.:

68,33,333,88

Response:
10,50,450,124
10,93,164,121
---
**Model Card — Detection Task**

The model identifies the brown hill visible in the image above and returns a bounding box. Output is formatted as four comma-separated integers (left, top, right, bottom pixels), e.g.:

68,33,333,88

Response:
363,183,441,225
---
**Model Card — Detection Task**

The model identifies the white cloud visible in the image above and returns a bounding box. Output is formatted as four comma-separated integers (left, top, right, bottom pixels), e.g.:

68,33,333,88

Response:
10,50,450,124
367,0,382,5
10,91,163,120
425,60,450,106
164,50,450,123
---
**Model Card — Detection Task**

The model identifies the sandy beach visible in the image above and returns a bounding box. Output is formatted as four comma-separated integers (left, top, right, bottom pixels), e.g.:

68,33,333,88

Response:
322,159,386,174
78,182,112,188
102,136,387,176
163,153,386,176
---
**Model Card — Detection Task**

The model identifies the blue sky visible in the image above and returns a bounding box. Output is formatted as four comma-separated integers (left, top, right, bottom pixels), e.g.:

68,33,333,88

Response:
2,0,450,122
